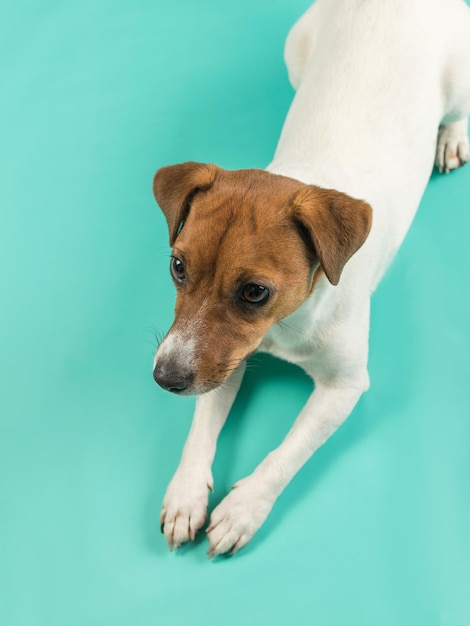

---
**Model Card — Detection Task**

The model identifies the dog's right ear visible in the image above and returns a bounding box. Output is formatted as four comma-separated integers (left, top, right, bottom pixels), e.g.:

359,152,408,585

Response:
153,162,219,245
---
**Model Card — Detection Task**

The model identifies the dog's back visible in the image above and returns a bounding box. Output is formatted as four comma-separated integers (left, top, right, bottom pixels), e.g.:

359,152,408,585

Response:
269,0,470,289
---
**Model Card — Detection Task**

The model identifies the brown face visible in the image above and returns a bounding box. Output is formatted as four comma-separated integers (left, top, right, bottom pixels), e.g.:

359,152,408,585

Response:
152,163,372,395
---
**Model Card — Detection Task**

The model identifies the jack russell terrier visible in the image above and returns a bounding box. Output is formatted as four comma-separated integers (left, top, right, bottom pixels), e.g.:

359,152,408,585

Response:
152,0,470,557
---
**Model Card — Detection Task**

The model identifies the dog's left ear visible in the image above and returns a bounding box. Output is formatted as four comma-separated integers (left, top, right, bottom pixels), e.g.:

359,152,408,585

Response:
153,162,219,245
293,186,372,285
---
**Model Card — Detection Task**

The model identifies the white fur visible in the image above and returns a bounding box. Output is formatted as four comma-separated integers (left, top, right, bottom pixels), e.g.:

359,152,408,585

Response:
155,330,196,370
162,0,470,555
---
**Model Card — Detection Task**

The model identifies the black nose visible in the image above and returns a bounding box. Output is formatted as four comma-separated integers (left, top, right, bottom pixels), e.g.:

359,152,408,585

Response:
153,364,193,393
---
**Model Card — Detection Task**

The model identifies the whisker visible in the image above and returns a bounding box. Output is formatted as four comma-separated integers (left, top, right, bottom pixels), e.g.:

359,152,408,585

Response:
144,339,158,349
277,320,311,340
146,325,166,350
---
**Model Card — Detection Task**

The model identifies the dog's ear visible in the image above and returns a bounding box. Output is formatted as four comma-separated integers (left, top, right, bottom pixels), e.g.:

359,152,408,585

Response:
292,186,372,285
153,162,219,245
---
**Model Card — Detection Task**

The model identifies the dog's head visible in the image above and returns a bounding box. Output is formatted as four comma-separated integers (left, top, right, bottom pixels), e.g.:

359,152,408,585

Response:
152,162,371,394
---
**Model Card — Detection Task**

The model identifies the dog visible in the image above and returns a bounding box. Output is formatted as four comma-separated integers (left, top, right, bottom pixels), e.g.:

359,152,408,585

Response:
152,0,470,557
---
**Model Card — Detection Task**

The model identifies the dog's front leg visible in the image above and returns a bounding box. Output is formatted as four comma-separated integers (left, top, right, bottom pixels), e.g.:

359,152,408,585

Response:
207,377,368,557
160,363,246,550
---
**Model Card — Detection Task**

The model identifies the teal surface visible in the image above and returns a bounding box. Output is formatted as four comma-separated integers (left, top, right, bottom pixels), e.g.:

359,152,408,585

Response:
1,1,469,625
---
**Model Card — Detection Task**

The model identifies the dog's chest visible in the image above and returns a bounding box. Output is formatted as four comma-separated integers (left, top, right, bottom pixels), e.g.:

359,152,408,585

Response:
258,321,321,366
257,288,340,372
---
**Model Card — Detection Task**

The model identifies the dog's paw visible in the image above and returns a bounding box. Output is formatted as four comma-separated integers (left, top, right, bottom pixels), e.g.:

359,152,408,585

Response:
160,468,213,550
206,477,274,557
435,121,469,174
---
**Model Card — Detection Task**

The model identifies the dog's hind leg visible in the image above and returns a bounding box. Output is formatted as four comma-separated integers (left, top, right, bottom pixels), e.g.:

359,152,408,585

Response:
435,118,469,173
435,1,470,173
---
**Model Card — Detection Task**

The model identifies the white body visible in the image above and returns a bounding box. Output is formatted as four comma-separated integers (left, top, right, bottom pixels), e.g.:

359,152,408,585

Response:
160,0,470,555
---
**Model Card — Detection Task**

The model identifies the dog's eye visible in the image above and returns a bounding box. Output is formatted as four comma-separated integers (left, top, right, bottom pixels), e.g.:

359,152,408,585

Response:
170,257,186,283
241,284,270,304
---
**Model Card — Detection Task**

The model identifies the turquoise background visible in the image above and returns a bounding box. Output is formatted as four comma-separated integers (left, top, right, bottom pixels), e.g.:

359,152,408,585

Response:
1,1,469,624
